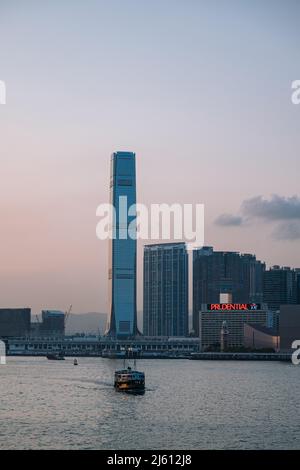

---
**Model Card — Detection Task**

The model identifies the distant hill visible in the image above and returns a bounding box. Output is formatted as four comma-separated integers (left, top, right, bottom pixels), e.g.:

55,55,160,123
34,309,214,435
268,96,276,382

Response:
66,312,107,335
33,311,192,336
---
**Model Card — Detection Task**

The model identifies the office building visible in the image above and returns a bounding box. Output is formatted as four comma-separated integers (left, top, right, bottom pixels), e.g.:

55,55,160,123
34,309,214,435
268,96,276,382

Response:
0,308,31,338
106,151,139,338
263,266,298,310
143,242,189,337
296,269,300,304
280,305,300,352
193,247,265,335
40,310,65,337
267,310,280,333
198,302,268,351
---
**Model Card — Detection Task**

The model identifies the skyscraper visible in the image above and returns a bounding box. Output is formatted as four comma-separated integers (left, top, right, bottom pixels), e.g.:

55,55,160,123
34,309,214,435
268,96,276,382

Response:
263,266,298,311
193,247,265,335
295,269,300,304
143,242,189,337
106,151,139,338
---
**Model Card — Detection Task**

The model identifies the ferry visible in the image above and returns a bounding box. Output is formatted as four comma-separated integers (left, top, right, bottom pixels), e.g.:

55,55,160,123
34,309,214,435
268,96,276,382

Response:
114,347,145,393
114,366,145,394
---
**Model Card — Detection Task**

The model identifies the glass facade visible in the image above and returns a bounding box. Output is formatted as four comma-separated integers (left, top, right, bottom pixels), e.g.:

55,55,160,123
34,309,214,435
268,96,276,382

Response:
143,243,189,337
106,151,138,338
193,247,265,336
263,266,298,311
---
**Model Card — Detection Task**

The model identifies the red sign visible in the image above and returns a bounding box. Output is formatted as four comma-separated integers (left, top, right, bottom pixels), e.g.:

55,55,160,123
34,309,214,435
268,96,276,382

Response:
207,303,260,311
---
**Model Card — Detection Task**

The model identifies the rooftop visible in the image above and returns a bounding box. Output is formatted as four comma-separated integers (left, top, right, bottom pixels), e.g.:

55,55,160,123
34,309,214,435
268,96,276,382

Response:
245,323,278,336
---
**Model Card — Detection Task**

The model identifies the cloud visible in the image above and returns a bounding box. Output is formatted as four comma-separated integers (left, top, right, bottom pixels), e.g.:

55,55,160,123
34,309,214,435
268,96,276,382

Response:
273,221,300,240
241,195,300,221
214,195,300,240
215,214,244,226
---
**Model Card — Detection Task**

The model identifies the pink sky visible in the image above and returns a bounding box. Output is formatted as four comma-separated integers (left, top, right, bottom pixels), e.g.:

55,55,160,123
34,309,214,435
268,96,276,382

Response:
0,1,299,318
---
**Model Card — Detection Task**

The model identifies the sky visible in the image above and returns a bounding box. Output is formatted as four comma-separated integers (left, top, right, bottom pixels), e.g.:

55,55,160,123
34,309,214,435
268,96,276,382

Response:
0,0,299,320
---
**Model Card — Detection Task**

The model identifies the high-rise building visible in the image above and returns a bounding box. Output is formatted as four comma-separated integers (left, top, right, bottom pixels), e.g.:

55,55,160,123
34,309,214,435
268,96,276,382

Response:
279,305,300,352
192,247,265,335
0,308,31,338
106,151,139,338
295,269,300,304
263,266,298,311
143,243,189,337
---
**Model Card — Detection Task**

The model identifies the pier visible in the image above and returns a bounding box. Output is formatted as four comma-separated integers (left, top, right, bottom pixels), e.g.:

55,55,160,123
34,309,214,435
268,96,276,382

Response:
5,336,200,357
190,352,291,361
2,336,292,361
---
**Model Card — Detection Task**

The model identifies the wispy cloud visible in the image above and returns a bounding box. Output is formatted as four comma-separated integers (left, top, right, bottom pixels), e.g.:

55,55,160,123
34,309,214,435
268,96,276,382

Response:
214,195,300,240
215,214,244,227
273,222,300,241
241,195,300,221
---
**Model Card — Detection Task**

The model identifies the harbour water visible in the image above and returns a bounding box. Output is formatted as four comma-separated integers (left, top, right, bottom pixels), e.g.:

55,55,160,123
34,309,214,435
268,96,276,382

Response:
0,357,299,450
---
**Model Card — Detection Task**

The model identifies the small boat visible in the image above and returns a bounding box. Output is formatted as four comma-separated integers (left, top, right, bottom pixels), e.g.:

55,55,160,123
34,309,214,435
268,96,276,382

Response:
73,358,78,366
46,353,65,361
114,366,145,394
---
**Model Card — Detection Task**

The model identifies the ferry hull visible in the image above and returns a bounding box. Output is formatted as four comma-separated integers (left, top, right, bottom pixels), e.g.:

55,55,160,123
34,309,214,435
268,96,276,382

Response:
114,382,145,394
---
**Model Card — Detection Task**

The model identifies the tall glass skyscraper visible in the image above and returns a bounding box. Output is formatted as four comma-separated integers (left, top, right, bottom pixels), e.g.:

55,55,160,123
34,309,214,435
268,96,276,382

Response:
143,243,189,337
106,151,139,338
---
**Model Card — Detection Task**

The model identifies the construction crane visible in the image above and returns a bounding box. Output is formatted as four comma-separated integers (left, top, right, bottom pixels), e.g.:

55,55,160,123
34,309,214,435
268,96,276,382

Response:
64,304,72,327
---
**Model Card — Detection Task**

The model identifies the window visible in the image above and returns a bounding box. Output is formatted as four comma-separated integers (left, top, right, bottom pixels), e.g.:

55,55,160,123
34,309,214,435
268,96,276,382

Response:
118,179,132,186
119,321,130,332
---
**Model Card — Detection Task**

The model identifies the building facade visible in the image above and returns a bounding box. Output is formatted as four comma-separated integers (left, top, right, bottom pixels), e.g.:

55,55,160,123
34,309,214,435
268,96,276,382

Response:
295,268,300,304
143,243,189,337
106,151,139,338
279,305,300,352
0,308,31,338
198,303,268,351
243,323,279,351
193,247,265,335
263,266,298,311
40,310,65,337
266,310,280,333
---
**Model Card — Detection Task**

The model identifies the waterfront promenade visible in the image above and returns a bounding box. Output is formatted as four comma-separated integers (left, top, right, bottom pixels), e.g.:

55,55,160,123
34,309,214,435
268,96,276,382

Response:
2,336,292,361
